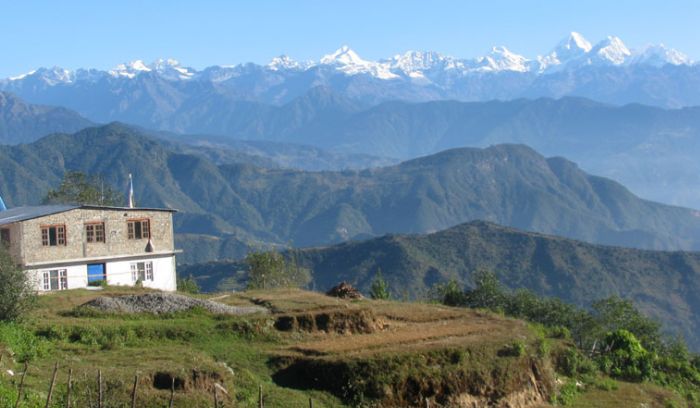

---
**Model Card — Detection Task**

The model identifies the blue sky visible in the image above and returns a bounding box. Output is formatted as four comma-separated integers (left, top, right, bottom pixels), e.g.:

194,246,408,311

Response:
1,0,698,78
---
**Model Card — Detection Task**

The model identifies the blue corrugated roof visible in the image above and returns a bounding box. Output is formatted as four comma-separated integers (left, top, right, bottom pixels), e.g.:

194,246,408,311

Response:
0,205,79,226
0,205,177,226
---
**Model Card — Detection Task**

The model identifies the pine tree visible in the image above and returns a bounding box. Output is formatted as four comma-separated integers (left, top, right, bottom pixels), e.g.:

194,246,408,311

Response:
369,268,390,300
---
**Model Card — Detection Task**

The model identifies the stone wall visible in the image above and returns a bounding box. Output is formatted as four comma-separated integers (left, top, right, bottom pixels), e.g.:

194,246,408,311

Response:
18,208,175,266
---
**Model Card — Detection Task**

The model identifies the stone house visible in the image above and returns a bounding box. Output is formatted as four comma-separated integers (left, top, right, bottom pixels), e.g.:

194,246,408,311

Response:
0,205,180,292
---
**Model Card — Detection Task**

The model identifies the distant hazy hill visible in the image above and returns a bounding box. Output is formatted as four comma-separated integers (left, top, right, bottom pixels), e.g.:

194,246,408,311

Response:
152,95,700,209
2,124,700,263
0,92,93,144
181,220,700,350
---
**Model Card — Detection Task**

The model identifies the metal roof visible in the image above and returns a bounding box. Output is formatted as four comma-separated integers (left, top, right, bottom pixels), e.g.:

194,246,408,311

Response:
0,205,177,226
0,205,79,226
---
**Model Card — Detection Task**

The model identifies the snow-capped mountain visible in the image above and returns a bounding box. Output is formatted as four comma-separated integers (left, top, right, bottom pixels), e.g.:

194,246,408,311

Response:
110,58,195,80
588,36,632,65
4,33,693,86
471,46,532,73
1,32,698,128
537,32,593,71
319,46,398,79
629,44,692,67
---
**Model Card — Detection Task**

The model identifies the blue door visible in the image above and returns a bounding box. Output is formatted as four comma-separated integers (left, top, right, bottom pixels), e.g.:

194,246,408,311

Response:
87,263,105,283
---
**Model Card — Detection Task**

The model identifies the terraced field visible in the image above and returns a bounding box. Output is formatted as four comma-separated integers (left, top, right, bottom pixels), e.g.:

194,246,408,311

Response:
0,288,688,407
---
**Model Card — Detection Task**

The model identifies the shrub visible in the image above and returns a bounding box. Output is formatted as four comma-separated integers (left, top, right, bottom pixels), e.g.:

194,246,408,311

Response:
598,329,654,381
499,341,526,357
0,246,35,321
246,250,311,290
551,379,580,406
432,279,465,306
0,323,50,362
369,268,390,300
177,275,200,294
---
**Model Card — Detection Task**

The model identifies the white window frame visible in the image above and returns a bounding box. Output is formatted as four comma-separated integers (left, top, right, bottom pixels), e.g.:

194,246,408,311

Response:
42,269,67,291
130,261,154,282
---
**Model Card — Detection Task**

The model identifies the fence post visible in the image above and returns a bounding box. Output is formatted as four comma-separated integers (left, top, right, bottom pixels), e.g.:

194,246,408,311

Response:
259,384,263,408
309,397,313,408
14,361,28,408
45,362,59,408
66,368,73,408
97,369,103,408
169,377,175,408
131,375,138,408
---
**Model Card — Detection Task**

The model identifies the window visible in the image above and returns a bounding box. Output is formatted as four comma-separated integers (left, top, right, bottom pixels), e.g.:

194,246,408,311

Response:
130,261,153,282
127,219,150,240
41,225,66,246
42,269,68,291
0,228,9,247
85,222,105,243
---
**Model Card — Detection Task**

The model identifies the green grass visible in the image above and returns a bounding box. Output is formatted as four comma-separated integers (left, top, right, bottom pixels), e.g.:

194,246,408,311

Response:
0,287,695,407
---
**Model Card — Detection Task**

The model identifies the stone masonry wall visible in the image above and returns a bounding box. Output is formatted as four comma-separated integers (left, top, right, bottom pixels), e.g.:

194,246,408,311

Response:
19,208,175,266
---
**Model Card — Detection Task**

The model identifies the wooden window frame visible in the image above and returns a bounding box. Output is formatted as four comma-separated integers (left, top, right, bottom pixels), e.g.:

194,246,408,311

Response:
85,222,105,243
42,269,68,291
127,218,151,240
40,224,67,246
130,261,154,282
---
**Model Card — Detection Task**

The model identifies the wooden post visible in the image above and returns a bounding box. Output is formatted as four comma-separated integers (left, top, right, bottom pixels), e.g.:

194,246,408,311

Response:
259,384,263,408
168,377,175,408
45,362,59,408
66,368,73,408
97,369,103,408
130,375,138,408
309,397,313,408
14,362,28,408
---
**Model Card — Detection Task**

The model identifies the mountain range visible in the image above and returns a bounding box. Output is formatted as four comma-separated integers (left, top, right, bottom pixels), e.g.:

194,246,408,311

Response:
2,124,700,265
2,33,699,124
181,220,700,350
0,92,93,144
5,91,700,210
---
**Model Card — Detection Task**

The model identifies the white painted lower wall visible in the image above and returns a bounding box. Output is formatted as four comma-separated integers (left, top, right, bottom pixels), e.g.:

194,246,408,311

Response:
27,254,177,293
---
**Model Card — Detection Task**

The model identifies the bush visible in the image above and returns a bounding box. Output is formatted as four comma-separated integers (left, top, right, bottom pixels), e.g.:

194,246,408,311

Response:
177,275,200,294
598,329,654,381
0,323,51,362
555,347,596,377
0,246,35,321
246,250,311,290
432,279,465,306
551,379,580,406
369,268,390,300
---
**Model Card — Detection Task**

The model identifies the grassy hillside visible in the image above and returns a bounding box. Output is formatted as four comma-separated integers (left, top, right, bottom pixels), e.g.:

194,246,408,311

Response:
2,124,700,261
0,288,689,407
182,221,700,350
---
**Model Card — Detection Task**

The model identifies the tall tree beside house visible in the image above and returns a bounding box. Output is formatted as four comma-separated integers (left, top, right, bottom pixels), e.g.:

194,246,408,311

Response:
0,246,35,321
43,171,124,206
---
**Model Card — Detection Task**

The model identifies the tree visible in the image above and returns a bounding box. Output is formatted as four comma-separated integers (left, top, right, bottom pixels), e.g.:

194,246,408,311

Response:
0,246,35,321
463,270,507,311
592,296,662,352
369,268,390,300
246,250,311,290
44,171,124,206
432,279,465,306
